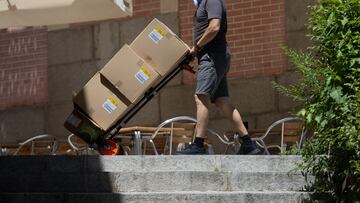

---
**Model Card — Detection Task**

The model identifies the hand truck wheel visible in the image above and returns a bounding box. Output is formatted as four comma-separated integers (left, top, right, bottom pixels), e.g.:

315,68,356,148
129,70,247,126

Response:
98,139,123,155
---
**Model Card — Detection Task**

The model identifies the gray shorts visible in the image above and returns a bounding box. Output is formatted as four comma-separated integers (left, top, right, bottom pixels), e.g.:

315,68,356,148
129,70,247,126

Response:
196,48,231,102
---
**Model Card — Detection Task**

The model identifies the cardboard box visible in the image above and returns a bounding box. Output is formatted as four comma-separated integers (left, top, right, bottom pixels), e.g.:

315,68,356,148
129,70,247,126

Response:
74,73,130,131
64,108,104,144
100,44,160,103
130,18,189,76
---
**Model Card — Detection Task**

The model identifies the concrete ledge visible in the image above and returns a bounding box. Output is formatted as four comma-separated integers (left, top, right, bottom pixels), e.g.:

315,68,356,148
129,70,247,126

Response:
0,171,229,193
0,191,311,203
0,156,309,198
230,172,306,191
0,155,303,173
0,171,306,193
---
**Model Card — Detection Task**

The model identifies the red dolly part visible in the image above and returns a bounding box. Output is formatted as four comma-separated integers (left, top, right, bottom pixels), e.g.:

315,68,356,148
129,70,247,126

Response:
98,139,122,155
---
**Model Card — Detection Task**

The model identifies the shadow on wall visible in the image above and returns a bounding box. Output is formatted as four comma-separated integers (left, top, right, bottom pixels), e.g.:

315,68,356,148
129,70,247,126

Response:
0,156,124,203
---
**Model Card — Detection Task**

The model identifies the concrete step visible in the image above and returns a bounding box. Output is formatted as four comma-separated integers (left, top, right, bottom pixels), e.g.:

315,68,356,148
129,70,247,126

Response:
0,155,303,173
0,191,310,203
0,155,308,193
0,171,305,193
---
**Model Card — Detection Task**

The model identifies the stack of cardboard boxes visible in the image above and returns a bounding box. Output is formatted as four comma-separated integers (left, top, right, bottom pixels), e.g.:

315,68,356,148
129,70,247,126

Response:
64,19,190,144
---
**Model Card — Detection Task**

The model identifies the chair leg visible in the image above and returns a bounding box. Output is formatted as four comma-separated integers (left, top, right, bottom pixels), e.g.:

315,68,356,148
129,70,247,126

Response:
31,141,35,155
260,140,270,155
142,141,147,155
169,134,173,155
207,144,214,155
224,145,230,154
223,144,236,154
133,131,142,155
233,133,241,153
123,146,131,155
149,140,158,155
163,136,170,155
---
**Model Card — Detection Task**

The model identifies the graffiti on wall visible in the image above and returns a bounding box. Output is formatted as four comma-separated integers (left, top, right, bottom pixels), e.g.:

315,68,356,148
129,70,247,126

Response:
7,36,39,56
0,69,43,98
0,32,46,100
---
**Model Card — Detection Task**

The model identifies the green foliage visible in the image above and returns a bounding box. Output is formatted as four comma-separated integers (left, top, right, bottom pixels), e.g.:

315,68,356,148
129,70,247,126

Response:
274,0,360,202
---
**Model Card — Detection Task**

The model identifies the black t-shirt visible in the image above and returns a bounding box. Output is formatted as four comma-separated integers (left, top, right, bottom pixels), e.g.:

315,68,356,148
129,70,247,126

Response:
193,0,227,52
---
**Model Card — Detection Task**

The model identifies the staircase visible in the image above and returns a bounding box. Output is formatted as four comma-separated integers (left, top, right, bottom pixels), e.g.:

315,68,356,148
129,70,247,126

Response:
0,155,310,203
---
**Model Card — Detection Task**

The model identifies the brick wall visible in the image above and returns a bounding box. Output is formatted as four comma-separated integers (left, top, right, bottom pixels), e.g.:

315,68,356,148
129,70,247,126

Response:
0,27,48,110
179,0,288,83
133,0,161,16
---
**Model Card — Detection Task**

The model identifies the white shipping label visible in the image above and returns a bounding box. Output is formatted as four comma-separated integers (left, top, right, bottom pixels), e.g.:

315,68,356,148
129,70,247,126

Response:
134,66,151,84
102,97,119,114
148,27,166,44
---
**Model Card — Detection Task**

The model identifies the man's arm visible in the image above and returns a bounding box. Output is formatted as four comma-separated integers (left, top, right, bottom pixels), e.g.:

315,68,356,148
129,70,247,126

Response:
190,18,221,55
197,18,221,48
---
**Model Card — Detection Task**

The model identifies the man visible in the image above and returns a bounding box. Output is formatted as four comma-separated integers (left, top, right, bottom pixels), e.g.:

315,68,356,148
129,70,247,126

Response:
176,0,259,155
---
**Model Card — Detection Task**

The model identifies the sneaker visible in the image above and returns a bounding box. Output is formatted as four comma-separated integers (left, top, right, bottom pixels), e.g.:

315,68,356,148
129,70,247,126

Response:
176,143,206,155
237,139,260,155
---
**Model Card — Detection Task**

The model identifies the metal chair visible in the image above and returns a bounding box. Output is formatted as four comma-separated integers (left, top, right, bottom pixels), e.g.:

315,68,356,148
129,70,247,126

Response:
144,116,234,155
14,134,59,155
222,130,241,154
67,134,94,155
251,117,307,155
165,121,197,155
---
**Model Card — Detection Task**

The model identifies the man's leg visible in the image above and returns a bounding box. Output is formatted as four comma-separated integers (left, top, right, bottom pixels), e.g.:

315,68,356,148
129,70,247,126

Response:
214,97,248,136
176,50,217,155
194,94,211,138
175,94,209,155
214,97,260,155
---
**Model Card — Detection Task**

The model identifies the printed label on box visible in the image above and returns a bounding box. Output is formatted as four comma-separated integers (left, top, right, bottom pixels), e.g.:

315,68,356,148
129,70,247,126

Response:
141,66,151,78
148,26,166,44
102,96,119,114
134,66,151,84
